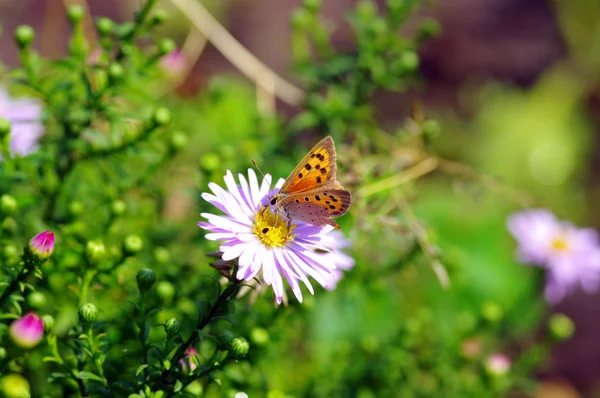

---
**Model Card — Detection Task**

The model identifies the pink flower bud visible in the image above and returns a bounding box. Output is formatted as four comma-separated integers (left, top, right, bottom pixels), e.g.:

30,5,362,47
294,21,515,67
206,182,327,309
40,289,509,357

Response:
160,49,188,77
29,231,54,260
9,312,44,348
179,347,198,373
485,353,511,376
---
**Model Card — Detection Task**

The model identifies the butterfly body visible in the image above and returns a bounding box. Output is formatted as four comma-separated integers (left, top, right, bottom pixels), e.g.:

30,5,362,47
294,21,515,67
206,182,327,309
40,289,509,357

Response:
269,136,351,229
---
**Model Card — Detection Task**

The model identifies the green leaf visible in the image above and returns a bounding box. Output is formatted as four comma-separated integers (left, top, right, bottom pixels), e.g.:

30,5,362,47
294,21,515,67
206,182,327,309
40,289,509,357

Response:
135,364,148,376
76,371,105,383
173,380,183,393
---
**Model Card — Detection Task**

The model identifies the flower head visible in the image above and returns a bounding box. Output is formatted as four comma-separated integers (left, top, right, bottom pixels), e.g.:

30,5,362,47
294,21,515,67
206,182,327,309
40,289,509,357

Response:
29,230,55,260
507,209,600,303
9,312,44,348
198,170,354,304
179,348,199,373
160,49,188,77
485,353,511,376
0,88,43,157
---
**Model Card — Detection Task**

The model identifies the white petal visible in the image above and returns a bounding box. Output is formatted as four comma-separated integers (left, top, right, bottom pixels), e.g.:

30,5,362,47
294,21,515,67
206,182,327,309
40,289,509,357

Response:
248,168,261,205
221,242,249,261
201,213,250,233
274,248,303,302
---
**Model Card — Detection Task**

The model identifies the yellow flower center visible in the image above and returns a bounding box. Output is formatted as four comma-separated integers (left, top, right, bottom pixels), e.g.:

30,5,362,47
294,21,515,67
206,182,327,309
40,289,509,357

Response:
253,205,295,248
551,236,570,252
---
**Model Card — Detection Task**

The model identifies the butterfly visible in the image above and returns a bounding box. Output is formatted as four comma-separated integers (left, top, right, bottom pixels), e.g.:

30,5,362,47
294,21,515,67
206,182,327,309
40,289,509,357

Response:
269,136,351,229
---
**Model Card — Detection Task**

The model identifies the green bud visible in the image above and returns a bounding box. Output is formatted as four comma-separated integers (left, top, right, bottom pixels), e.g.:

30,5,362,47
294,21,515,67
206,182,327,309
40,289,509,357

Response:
419,18,442,40
96,17,114,35
27,291,46,309
153,108,171,126
158,38,176,56
481,301,503,323
108,63,125,81
164,317,181,337
303,0,321,12
15,25,35,49
67,5,85,24
2,244,18,260
290,9,312,29
422,120,441,139
156,281,175,302
0,118,10,137
549,313,575,341
136,268,156,294
0,374,30,398
0,195,18,215
78,303,98,326
199,153,220,171
400,50,419,71
68,201,84,218
42,315,55,332
124,235,143,254
120,43,132,56
0,348,6,359
169,132,188,152
85,240,106,266
230,337,249,357
250,327,269,346
153,247,170,264
150,10,168,25
2,217,17,234
110,200,127,216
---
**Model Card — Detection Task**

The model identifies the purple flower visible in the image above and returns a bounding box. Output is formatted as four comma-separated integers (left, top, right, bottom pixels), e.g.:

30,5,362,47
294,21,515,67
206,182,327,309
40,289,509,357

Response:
29,230,55,260
198,170,354,304
0,88,43,157
9,312,44,348
507,209,600,303
160,49,188,77
179,347,199,373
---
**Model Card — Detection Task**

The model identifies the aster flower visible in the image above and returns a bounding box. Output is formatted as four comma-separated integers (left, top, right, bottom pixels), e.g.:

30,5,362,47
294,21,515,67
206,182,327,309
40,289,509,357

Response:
179,347,199,373
0,87,43,157
9,312,44,348
198,169,354,304
507,209,600,303
484,353,511,376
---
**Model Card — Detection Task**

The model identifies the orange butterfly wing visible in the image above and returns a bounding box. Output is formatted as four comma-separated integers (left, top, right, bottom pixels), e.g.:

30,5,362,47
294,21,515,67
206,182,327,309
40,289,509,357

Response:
279,136,338,194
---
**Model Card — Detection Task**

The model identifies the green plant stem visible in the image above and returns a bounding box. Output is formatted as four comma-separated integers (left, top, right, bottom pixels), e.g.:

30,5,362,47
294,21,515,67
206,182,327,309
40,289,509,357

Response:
79,269,98,307
138,293,150,386
115,0,159,61
158,278,242,387
0,267,29,309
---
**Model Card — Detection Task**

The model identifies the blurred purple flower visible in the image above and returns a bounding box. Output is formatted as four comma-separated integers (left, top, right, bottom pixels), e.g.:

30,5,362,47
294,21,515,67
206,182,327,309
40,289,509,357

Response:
485,353,511,376
507,209,600,303
0,88,43,157
179,347,198,373
29,230,55,260
160,49,188,77
9,312,44,348
198,169,353,304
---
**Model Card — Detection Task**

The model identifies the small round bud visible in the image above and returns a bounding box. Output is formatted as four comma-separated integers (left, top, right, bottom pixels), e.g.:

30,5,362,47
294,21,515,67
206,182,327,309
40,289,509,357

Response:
136,268,156,294
0,348,6,359
27,291,46,309
303,0,321,12
164,317,181,337
110,200,127,216
85,240,106,266
421,120,441,140
0,118,10,137
156,281,175,302
230,337,249,357
481,301,503,323
150,10,168,25
96,17,114,35
153,247,170,264
549,313,575,341
68,201,84,218
42,315,55,332
419,18,442,39
108,63,125,81
0,195,18,216
120,43,132,56
400,51,419,72
199,153,220,171
290,9,312,29
250,327,269,346
78,303,98,326
28,231,55,261
67,5,85,24
2,217,17,234
169,131,188,152
15,25,35,49
153,107,171,126
2,244,18,260
158,38,176,56
0,374,30,398
124,235,143,255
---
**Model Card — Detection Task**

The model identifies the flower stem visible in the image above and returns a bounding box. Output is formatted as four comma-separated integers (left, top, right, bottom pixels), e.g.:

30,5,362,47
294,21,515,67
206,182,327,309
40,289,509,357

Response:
0,268,29,309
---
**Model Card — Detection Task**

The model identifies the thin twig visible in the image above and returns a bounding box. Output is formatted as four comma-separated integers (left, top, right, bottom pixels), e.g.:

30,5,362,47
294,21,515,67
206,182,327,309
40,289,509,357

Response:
170,0,305,106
